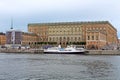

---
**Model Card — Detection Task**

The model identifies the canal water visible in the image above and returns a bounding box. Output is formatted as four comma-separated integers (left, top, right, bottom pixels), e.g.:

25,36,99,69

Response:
0,53,120,80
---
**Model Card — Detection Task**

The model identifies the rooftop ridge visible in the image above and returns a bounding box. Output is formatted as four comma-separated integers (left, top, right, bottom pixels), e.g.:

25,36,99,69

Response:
28,21,109,26
28,21,116,31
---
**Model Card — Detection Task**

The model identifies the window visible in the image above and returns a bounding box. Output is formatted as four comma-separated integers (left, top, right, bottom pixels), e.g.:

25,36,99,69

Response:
53,37,55,41
71,37,73,41
96,36,98,40
49,37,51,42
75,37,77,41
88,36,90,40
92,36,94,40
67,37,69,41
79,37,81,41
55,37,57,41
60,37,62,41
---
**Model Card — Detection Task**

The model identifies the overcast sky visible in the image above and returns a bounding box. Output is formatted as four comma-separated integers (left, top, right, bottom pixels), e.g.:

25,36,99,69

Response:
0,0,120,37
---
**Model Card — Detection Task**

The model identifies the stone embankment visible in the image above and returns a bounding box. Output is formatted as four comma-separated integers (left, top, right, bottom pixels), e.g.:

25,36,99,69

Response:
87,50,120,55
0,48,120,55
0,48,44,53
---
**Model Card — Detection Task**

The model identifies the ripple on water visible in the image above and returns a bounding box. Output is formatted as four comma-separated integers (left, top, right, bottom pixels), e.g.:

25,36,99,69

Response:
0,54,120,80
81,60,115,79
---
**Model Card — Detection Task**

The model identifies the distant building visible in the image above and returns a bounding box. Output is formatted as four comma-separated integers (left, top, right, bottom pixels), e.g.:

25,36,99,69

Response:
28,21,118,49
0,32,6,45
6,29,38,48
6,30,22,48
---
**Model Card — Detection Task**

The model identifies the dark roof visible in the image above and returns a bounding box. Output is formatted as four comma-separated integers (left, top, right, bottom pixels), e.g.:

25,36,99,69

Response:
28,21,108,26
0,32,5,35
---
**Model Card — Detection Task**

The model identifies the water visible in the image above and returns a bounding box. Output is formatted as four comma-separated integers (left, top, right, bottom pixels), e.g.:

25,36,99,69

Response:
0,53,120,80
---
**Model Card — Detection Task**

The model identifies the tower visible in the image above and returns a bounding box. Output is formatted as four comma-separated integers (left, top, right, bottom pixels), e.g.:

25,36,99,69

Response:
5,18,22,48
10,18,13,29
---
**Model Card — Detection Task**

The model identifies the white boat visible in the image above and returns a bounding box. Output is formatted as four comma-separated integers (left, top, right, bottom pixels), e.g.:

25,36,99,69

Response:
44,45,86,54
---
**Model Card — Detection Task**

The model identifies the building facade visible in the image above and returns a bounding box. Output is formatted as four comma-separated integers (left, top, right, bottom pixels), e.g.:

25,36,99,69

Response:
47,23,83,47
28,21,118,49
28,24,48,42
6,29,38,48
28,22,84,47
6,30,22,45
22,32,38,48
0,33,6,45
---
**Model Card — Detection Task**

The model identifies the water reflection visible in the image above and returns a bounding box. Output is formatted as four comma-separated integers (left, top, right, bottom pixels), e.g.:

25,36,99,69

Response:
0,53,120,80
82,60,114,79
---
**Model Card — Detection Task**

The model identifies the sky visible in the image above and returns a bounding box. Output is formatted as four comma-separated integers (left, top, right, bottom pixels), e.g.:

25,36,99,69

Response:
0,0,120,37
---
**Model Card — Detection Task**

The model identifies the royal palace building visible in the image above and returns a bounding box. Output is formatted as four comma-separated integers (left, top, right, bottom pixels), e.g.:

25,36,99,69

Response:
28,21,118,49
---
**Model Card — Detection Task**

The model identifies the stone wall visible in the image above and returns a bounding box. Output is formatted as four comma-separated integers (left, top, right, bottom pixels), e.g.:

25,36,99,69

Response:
87,50,120,55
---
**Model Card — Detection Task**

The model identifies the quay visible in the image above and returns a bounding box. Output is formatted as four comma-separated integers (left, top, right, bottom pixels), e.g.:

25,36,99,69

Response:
0,48,44,54
0,48,120,55
87,50,120,55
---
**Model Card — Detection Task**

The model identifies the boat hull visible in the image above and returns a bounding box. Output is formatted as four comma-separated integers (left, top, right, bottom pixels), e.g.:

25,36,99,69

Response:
44,51,86,54
43,46,86,54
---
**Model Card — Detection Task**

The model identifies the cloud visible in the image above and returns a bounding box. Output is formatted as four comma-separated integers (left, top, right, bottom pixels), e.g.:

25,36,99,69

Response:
0,0,104,14
0,0,120,37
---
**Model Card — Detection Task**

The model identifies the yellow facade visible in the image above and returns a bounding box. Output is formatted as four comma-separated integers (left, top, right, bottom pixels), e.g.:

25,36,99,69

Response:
28,24,48,42
84,21,118,49
22,32,38,47
48,23,83,46
0,33,6,45
28,21,118,49
28,23,83,47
